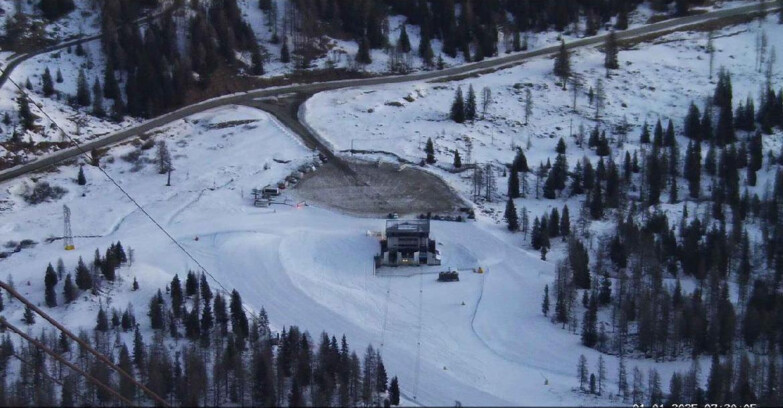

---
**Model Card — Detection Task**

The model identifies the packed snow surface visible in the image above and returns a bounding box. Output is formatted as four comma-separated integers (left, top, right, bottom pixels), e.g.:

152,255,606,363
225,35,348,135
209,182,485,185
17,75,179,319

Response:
0,105,707,406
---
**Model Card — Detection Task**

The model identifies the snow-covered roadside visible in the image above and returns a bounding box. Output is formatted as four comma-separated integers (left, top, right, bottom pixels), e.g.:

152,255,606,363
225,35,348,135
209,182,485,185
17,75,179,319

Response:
303,15,783,219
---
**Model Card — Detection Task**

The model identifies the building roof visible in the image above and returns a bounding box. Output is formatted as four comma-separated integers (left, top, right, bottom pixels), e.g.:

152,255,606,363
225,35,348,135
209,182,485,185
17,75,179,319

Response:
386,219,430,235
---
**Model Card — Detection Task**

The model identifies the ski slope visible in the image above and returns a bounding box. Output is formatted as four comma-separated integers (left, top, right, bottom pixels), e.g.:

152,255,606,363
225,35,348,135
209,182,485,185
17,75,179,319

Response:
0,104,710,406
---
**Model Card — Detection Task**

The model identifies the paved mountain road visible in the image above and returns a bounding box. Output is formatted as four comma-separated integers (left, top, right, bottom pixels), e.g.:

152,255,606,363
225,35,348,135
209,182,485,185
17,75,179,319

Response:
0,1,778,184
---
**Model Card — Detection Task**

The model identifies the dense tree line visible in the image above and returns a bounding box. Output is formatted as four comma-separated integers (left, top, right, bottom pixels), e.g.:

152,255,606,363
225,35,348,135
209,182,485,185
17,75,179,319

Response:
520,63,783,404
0,247,399,406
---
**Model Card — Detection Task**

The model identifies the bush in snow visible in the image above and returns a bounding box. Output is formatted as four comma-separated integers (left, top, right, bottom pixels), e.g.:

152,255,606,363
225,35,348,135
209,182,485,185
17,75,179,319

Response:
21,181,67,204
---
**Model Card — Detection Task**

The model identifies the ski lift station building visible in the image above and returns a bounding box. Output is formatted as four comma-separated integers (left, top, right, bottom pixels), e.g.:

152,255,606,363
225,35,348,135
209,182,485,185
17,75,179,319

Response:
377,219,441,267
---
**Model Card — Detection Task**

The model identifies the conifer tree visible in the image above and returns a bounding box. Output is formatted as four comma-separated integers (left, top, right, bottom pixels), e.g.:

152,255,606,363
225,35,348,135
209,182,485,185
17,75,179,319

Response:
640,121,651,144
465,85,477,121
96,306,109,332
23,305,35,325
42,67,55,96
554,40,571,88
653,119,664,147
56,68,63,83
77,165,86,185
356,37,372,65
453,150,462,168
75,257,92,290
560,205,571,238
389,376,400,405
92,77,104,117
76,69,90,107
230,289,249,339
418,33,434,67
450,86,465,123
685,141,702,198
505,198,519,231
508,169,520,198
280,38,290,64
251,47,265,75
63,273,76,303
103,62,119,100
425,137,436,164
171,274,183,318
685,102,702,140
44,263,58,307
398,25,411,53
18,92,34,130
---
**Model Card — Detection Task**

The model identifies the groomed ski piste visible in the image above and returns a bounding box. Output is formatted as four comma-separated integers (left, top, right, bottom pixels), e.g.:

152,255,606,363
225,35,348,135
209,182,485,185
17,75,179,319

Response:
2,13,783,407
1,103,718,407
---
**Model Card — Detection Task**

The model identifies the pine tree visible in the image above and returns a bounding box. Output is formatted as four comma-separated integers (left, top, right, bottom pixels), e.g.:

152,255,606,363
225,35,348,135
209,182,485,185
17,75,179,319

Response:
230,289,249,339
44,263,58,307
18,92,35,130
604,30,619,70
465,85,477,121
76,69,90,107
453,150,462,168
171,274,183,318
251,47,265,75
653,119,664,147
280,37,290,63
554,39,570,88
91,77,104,117
74,257,92,290
389,376,400,405
508,169,520,198
76,165,86,186
664,120,675,147
42,67,55,96
56,68,63,83
398,25,411,53
356,37,372,65
505,198,519,231
685,141,702,198
716,105,735,146
23,305,35,325
560,205,570,237
96,306,109,332
63,273,76,303
425,137,436,164
450,86,465,123
640,121,651,144
149,290,165,330
418,33,434,66
685,102,702,140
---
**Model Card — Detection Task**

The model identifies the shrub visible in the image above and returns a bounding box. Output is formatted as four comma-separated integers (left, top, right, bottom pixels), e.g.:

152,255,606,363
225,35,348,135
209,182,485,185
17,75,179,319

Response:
22,181,67,204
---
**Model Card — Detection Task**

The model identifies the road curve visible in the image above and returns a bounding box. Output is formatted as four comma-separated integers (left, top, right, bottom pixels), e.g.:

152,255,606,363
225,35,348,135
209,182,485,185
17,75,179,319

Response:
0,0,777,184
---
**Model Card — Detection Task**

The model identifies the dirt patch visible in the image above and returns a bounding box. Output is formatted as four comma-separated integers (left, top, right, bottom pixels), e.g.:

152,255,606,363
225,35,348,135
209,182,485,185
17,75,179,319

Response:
295,159,467,217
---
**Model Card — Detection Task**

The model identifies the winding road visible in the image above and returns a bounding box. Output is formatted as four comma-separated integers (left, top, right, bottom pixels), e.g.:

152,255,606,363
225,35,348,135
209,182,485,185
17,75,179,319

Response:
0,0,778,184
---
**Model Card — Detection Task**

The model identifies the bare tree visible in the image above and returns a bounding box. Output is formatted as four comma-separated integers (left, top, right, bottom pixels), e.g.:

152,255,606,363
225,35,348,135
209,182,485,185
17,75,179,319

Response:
706,30,715,79
594,78,606,120
481,87,492,118
524,89,533,125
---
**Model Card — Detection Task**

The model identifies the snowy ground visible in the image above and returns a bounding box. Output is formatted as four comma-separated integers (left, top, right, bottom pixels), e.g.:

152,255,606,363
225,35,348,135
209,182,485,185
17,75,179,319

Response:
0,104,709,406
304,15,783,224
0,4,781,407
